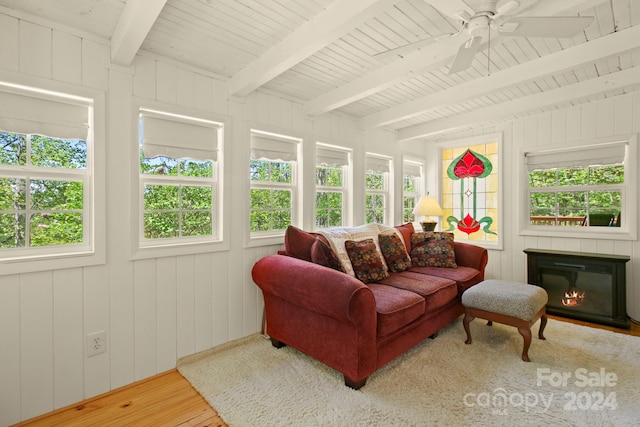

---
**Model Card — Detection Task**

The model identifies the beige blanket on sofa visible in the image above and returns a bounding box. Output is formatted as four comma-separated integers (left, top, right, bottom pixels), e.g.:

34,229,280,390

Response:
318,223,406,277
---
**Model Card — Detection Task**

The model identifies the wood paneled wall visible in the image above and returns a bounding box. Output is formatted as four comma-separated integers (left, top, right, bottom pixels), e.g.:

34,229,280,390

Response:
429,91,640,325
1,9,639,427
0,12,413,425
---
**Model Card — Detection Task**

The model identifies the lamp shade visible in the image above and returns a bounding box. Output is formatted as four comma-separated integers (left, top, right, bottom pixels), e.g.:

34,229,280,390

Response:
413,196,443,217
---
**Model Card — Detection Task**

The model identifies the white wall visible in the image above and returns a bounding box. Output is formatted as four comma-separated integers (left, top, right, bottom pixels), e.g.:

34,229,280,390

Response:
0,13,427,425
2,10,639,427
424,91,640,323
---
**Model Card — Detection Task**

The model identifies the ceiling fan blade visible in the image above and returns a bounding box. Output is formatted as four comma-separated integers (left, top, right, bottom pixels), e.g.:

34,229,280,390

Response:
492,0,519,20
448,36,482,75
374,36,438,60
424,0,474,20
498,16,594,38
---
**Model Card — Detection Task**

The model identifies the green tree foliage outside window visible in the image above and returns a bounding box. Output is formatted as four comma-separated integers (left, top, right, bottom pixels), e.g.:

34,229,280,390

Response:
315,163,343,228
403,174,418,223
529,164,623,227
0,132,86,248
365,170,386,224
366,194,385,223
140,152,215,239
403,195,415,223
250,159,293,233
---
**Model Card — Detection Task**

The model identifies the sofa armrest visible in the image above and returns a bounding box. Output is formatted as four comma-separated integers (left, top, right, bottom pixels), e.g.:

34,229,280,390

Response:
252,255,376,326
454,241,488,273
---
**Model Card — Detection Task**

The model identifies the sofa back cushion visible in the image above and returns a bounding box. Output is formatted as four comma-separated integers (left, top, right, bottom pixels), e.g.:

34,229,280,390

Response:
310,238,345,272
284,225,316,261
345,238,389,284
394,222,414,253
283,225,331,262
378,233,411,273
410,231,457,268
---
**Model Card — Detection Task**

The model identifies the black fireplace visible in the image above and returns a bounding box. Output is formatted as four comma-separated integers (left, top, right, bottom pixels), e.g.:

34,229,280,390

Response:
524,249,630,329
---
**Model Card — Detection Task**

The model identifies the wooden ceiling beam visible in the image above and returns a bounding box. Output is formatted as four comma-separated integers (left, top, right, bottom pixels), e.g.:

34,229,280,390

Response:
228,0,397,98
362,24,640,128
303,0,601,116
397,65,640,141
111,0,167,66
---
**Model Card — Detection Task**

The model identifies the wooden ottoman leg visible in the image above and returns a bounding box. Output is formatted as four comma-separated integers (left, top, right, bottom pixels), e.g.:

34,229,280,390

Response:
463,311,474,345
539,313,547,340
518,327,532,362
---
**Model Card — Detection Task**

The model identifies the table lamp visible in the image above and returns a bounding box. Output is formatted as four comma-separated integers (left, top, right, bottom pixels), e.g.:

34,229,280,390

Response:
413,195,443,231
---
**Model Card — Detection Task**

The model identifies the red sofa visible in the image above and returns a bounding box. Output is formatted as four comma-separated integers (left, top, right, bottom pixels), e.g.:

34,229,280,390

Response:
251,223,488,389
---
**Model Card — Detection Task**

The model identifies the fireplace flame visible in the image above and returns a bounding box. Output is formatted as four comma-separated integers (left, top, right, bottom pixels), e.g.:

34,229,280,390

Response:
562,289,586,307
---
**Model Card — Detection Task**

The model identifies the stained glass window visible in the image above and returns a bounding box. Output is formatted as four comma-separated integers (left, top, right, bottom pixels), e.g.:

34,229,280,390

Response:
441,138,500,247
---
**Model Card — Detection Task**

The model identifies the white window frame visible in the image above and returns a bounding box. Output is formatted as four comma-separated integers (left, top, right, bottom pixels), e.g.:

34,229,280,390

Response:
402,159,423,224
365,153,392,225
247,127,302,247
0,77,105,275
314,142,350,230
518,134,637,240
131,100,229,260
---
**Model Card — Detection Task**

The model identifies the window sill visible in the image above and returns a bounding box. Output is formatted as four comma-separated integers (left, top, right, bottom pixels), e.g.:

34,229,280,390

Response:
0,249,105,276
245,234,285,248
131,239,230,260
520,227,636,241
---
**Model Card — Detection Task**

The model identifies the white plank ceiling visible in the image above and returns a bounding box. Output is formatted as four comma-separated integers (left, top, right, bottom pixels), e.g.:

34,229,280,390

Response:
1,0,639,141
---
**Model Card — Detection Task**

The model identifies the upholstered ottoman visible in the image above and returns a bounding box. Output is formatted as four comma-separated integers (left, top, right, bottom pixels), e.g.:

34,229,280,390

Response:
462,280,548,361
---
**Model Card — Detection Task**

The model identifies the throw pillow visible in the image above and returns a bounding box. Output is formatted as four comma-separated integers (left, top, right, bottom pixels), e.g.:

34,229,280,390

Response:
345,238,389,284
394,222,415,254
410,231,457,268
284,225,316,262
378,233,412,273
318,223,386,277
310,238,345,273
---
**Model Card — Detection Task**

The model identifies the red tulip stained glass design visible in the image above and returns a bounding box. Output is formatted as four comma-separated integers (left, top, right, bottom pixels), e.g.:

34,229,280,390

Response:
445,148,497,236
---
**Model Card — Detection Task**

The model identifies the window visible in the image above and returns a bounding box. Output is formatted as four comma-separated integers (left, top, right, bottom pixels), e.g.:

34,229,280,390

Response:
403,160,423,223
365,154,391,224
521,136,636,240
250,130,299,237
0,85,96,264
441,134,501,249
139,109,222,246
315,144,349,229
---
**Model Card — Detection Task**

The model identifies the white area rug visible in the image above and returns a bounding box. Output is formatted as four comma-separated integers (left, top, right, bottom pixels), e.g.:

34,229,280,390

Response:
177,318,640,426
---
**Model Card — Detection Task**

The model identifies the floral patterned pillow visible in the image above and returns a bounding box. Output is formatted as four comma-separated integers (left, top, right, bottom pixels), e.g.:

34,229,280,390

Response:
410,232,457,268
378,233,412,273
345,239,389,284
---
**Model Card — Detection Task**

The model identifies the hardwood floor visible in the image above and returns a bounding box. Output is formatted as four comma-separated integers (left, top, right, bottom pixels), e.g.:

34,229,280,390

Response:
13,317,639,427
12,370,227,427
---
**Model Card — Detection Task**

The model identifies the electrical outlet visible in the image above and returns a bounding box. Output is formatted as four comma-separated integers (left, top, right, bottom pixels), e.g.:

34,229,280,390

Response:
87,330,107,357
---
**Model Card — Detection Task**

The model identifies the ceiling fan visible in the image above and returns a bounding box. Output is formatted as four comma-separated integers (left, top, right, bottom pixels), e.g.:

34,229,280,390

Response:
375,0,594,75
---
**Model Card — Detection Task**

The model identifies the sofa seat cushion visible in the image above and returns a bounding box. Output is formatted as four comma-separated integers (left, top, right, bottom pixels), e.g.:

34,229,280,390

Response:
410,266,482,296
377,272,458,312
366,284,426,337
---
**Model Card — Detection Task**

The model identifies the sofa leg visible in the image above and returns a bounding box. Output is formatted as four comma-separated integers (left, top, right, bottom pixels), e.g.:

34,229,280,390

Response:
270,338,286,348
429,331,439,339
344,375,367,390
